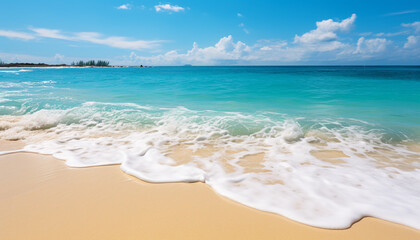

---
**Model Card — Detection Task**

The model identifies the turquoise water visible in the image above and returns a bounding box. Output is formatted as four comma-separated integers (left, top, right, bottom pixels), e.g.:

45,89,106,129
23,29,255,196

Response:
1,66,419,140
1,66,420,229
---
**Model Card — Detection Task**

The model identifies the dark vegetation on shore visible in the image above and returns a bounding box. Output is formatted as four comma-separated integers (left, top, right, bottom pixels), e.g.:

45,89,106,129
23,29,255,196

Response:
70,60,110,67
0,62,68,67
0,59,112,68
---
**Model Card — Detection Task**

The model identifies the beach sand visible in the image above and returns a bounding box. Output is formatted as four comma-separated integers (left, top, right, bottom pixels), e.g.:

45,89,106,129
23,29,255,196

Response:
1,141,419,240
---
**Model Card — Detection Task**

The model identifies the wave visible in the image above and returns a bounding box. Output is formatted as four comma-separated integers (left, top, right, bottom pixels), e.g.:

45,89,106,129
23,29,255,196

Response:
0,80,55,88
0,102,419,230
0,69,33,74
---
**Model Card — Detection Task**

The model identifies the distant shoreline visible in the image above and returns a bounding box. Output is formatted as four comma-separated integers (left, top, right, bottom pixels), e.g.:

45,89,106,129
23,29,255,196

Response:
1,64,419,69
0,63,123,68
0,66,124,69
0,63,151,68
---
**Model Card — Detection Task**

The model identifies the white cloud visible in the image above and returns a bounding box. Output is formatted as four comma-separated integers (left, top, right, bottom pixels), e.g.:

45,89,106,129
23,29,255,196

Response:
384,10,419,16
2,13,419,65
0,30,35,40
29,28,160,50
54,53,65,62
238,23,249,34
154,4,184,12
294,14,356,44
74,32,160,50
0,52,68,64
374,31,409,37
359,32,372,37
293,14,356,52
402,21,420,33
237,13,243,17
0,52,114,65
355,37,390,54
122,33,397,66
30,28,70,40
127,35,253,65
123,36,309,66
404,35,420,48
120,14,386,66
117,4,131,10
0,27,161,51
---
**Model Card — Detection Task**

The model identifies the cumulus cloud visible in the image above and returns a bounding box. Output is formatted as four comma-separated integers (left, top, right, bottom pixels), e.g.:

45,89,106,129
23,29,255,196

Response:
404,35,419,48
2,13,418,65
122,35,395,66
117,4,131,10
54,53,65,62
120,14,400,66
129,35,252,65
294,14,356,44
250,40,305,62
123,36,309,65
402,21,420,33
354,37,391,54
155,4,184,12
0,30,35,40
293,14,356,52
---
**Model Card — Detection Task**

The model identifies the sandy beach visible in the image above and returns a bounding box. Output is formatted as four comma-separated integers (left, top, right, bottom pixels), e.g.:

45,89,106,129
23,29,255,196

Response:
2,0,420,237
1,141,419,240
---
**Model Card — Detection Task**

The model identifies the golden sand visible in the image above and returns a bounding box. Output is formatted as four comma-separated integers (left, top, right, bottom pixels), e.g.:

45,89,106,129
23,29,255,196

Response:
0,141,419,240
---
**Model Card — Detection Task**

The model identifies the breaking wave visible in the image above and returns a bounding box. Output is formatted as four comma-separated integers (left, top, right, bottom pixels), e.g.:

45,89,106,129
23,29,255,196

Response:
1,101,419,229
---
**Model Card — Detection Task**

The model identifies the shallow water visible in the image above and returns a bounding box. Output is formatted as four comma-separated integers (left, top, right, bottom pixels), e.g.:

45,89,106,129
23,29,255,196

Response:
0,66,419,229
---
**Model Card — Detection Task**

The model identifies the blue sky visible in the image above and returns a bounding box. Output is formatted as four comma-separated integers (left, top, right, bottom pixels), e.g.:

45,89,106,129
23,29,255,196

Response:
0,0,419,65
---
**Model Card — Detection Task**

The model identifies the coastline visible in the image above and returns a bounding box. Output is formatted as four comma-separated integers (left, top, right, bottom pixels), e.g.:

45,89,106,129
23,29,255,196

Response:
0,66,126,69
1,141,419,240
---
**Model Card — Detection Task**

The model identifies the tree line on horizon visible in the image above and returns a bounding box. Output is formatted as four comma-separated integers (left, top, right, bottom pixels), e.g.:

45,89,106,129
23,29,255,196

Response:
70,60,110,67
0,59,110,67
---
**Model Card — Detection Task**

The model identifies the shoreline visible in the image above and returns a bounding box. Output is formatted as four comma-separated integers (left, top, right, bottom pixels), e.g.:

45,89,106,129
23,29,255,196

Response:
1,141,419,239
0,66,127,69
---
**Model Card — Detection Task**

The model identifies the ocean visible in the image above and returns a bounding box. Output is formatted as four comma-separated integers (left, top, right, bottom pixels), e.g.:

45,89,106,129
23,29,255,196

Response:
0,66,419,229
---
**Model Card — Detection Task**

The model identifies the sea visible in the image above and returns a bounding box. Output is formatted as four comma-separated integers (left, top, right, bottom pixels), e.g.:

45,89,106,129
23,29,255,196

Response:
0,66,419,229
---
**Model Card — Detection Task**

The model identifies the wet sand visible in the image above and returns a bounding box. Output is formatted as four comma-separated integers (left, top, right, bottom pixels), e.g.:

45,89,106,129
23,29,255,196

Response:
1,141,419,240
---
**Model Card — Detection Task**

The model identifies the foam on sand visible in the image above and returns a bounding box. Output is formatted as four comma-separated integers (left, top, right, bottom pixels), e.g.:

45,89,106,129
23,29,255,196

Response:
1,148,419,240
0,103,419,230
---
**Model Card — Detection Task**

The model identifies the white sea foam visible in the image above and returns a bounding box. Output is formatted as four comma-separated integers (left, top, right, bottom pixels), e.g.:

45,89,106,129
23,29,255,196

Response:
0,104,419,230
0,80,55,88
0,69,32,74
83,101,152,110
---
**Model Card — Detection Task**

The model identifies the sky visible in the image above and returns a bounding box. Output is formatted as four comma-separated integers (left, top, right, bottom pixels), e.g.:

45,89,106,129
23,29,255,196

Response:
0,0,419,65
